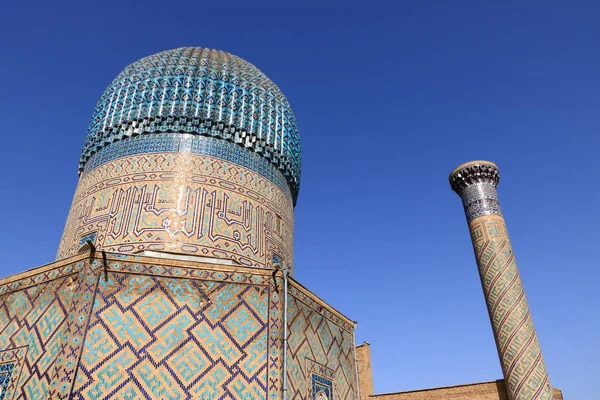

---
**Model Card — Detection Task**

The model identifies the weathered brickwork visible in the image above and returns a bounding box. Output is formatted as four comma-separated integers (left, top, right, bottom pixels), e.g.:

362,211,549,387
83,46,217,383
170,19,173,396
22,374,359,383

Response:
356,343,374,400
367,380,563,400
355,342,563,400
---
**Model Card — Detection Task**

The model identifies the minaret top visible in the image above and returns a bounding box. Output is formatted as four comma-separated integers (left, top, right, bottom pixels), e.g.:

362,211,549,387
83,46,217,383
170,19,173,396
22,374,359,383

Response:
449,160,500,195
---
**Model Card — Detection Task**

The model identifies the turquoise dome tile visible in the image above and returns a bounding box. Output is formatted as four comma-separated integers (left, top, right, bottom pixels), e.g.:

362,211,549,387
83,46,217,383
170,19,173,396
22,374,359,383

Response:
80,47,301,201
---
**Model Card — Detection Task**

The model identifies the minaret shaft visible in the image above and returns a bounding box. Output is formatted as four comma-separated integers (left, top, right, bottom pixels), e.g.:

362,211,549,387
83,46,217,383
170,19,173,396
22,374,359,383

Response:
450,161,553,400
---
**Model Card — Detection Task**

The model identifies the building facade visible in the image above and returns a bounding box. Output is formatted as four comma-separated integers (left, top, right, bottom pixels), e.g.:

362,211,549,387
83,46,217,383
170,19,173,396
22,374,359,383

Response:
1,46,359,400
0,47,559,400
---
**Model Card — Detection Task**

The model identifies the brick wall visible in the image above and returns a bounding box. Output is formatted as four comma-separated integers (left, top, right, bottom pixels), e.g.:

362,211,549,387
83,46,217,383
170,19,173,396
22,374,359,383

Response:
356,342,563,400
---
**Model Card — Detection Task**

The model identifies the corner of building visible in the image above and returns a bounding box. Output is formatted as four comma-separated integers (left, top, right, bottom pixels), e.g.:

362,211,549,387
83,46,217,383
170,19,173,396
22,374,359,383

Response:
356,341,375,400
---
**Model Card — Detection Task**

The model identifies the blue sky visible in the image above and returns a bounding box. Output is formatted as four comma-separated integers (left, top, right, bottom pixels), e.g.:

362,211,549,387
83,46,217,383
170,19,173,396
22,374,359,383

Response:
1,1,598,398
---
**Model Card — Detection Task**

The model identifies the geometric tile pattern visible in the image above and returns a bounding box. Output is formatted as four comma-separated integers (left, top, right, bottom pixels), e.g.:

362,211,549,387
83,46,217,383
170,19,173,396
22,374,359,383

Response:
0,254,290,399
71,271,272,399
83,134,292,202
286,285,357,400
0,260,96,400
58,151,294,272
0,252,359,400
80,47,301,200
48,262,101,400
469,216,554,400
460,182,502,222
311,373,333,400
0,363,13,400
78,232,98,248
0,347,26,400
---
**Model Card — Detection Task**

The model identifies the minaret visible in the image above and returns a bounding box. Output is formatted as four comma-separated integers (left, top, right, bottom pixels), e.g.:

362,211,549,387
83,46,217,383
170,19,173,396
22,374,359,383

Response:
449,161,554,400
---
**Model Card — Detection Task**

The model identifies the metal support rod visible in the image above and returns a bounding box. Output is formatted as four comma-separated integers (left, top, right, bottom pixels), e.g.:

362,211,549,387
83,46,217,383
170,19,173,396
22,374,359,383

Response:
353,328,361,400
281,263,290,400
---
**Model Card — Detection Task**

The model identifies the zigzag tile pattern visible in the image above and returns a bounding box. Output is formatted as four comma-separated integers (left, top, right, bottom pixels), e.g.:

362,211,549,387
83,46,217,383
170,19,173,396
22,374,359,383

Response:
470,216,554,400
286,285,357,400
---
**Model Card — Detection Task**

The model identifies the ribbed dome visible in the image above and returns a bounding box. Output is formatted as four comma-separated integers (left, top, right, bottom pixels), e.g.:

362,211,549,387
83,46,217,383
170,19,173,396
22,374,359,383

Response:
80,47,301,199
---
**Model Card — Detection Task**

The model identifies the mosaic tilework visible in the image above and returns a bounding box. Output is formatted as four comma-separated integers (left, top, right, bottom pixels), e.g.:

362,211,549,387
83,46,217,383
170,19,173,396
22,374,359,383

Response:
71,273,271,398
1,254,288,399
58,151,294,271
0,347,26,400
78,232,98,248
48,263,101,400
469,217,553,400
0,363,13,400
65,256,285,400
84,134,292,202
0,259,97,400
312,374,333,400
1,252,360,399
81,47,301,200
451,161,554,400
450,161,502,222
286,284,357,400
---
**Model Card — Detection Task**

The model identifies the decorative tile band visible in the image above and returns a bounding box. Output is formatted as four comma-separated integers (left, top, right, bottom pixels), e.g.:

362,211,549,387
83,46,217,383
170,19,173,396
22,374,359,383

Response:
450,161,502,222
459,183,502,222
102,257,275,285
0,262,84,295
306,359,335,381
81,47,301,202
58,151,295,271
84,133,292,203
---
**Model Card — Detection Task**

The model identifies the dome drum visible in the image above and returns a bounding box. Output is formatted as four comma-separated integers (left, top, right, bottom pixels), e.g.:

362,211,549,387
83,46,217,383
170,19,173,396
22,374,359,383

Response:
58,47,301,270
